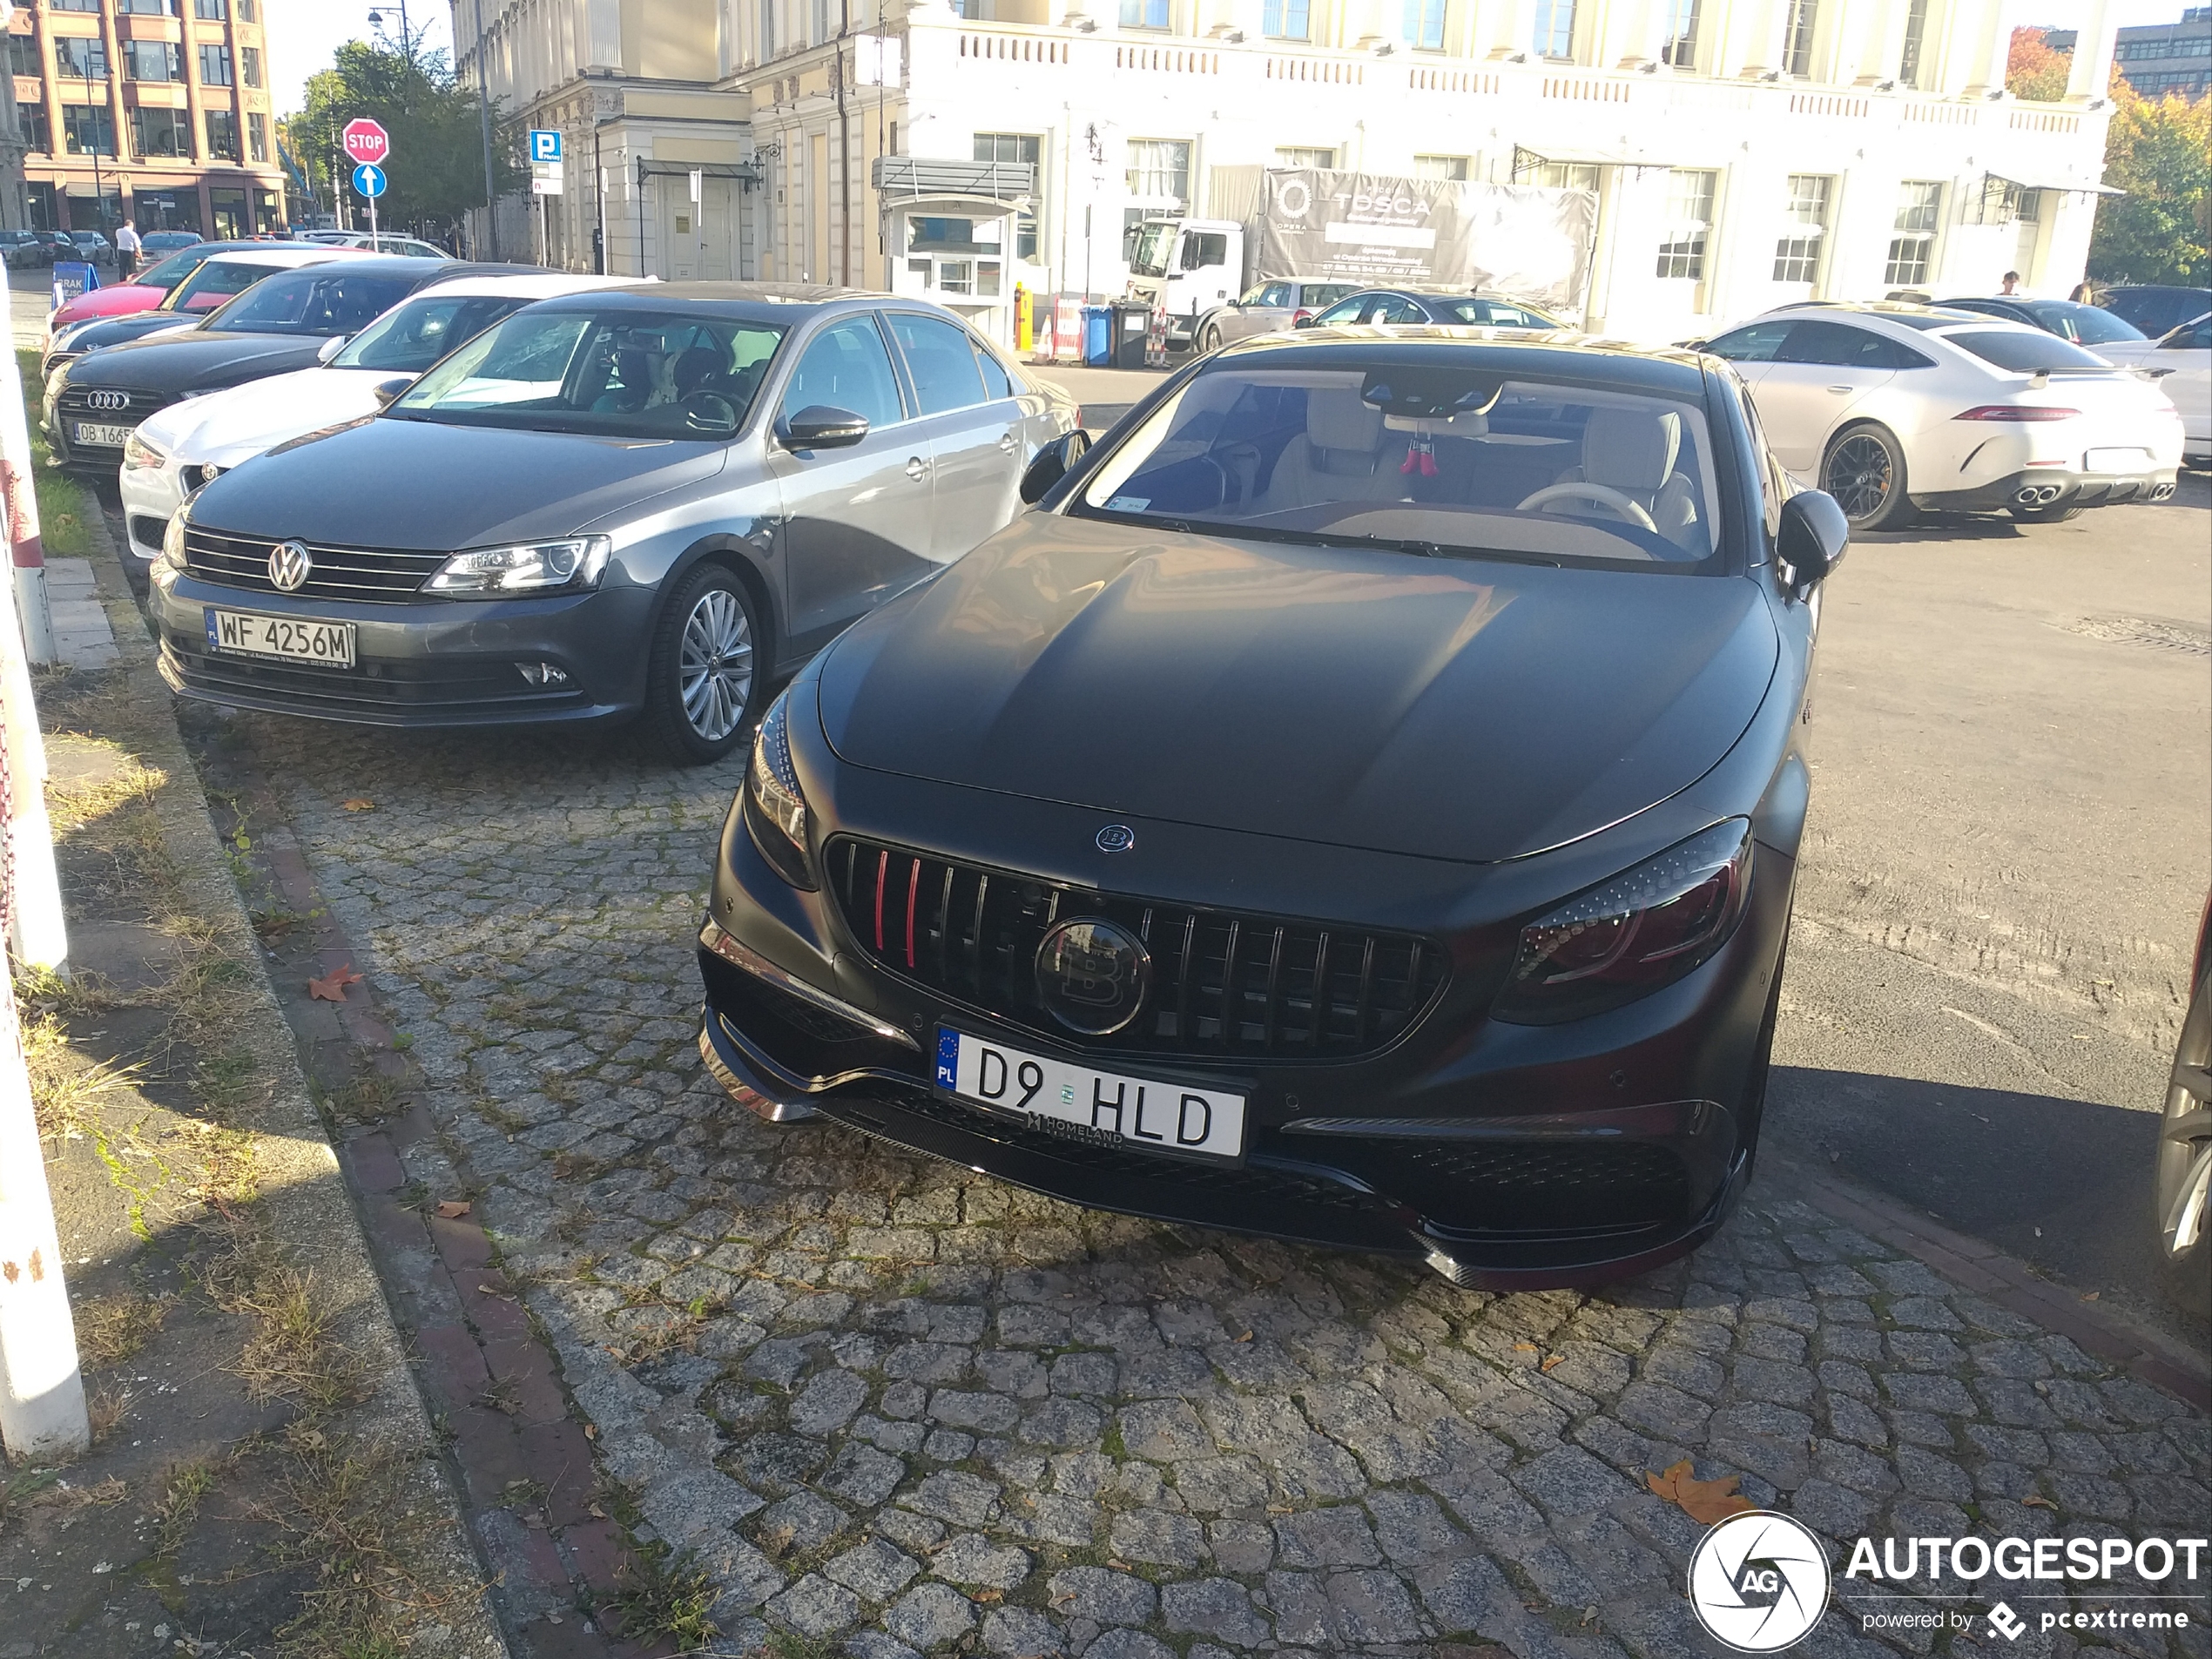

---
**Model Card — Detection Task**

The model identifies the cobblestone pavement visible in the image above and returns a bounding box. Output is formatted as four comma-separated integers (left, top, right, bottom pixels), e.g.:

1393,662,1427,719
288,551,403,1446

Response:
195,714,2210,1659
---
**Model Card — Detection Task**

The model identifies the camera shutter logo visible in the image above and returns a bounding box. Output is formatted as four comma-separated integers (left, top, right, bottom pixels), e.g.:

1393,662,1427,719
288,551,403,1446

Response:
267,541,313,594
1687,1511,1831,1653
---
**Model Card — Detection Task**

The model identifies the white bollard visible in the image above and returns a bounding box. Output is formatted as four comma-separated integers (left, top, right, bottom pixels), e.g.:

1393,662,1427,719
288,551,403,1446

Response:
0,264,55,667
0,964,91,1462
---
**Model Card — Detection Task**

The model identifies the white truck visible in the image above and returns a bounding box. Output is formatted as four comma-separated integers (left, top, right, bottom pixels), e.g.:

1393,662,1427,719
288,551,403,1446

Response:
1126,165,1597,350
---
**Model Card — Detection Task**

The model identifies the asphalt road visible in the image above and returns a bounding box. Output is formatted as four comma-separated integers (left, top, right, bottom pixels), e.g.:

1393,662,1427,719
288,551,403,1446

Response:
1766,473,2211,1345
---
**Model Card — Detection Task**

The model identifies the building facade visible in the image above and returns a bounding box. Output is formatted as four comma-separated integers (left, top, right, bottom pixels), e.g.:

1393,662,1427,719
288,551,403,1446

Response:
2049,8,2209,103
453,0,756,274
454,0,2126,344
8,0,285,239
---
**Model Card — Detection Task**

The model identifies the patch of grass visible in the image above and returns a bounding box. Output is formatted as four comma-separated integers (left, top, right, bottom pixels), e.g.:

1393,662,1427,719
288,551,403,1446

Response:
18,347,98,560
75,1290,168,1366
224,1258,369,1417
260,1445,438,1659
20,1008,147,1137
155,1460,218,1557
613,1542,720,1651
1100,1420,1128,1461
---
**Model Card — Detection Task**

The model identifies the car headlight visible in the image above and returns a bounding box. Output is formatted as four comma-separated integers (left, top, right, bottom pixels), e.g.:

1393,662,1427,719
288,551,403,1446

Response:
156,508,189,575
423,536,611,596
122,430,165,471
742,689,815,889
1491,819,1753,1025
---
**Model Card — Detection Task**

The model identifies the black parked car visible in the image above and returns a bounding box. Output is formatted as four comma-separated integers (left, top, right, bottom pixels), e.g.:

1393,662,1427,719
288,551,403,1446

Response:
44,257,507,474
2100,285,2212,341
1299,288,1565,330
694,330,1848,1289
1935,295,2146,347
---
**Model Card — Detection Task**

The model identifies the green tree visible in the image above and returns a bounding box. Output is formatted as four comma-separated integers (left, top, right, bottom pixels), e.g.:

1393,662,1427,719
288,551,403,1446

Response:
2006,25,2072,102
2090,78,2212,287
283,35,524,240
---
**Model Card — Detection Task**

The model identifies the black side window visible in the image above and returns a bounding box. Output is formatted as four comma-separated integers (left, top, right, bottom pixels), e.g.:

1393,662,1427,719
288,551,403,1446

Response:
970,335,1015,400
1705,320,1791,362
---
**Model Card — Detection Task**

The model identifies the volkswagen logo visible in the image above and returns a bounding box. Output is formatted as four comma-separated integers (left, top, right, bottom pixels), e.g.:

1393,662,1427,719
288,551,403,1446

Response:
1035,917,1150,1036
1095,824,1136,854
85,390,129,412
266,540,313,593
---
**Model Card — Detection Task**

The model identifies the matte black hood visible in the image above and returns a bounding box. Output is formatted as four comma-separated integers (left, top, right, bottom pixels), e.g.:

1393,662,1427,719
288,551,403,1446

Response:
819,516,1778,863
187,415,728,552
66,331,327,394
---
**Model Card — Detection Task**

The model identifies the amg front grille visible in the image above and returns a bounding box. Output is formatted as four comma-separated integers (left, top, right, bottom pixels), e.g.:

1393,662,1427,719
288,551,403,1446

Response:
182,527,448,603
829,837,1446,1061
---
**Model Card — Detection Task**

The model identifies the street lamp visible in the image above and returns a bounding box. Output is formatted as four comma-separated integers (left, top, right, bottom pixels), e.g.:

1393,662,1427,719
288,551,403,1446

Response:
74,51,111,242
368,3,413,57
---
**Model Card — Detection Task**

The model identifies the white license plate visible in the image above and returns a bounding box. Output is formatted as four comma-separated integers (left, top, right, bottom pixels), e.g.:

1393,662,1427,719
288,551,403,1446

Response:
2084,447,2148,474
935,1028,1246,1161
73,421,133,448
205,608,355,668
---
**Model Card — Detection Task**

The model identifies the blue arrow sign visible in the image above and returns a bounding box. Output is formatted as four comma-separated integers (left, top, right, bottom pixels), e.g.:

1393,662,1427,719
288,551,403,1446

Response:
352,162,387,199
529,129,562,164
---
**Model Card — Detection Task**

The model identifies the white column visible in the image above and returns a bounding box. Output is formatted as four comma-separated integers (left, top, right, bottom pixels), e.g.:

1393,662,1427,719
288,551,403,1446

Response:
1614,0,1669,67
2064,0,2115,100
1481,0,1535,57
1959,0,2014,97
0,970,90,1464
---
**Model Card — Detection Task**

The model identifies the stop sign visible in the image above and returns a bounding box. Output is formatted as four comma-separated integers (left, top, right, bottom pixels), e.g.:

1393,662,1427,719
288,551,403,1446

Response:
341,118,390,166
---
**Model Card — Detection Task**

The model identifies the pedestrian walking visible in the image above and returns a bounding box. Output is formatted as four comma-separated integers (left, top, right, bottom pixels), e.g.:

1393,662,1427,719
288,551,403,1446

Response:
1999,270,2021,294
114,220,140,280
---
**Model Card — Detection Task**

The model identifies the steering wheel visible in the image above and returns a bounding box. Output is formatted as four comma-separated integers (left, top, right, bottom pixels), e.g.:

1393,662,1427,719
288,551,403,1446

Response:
1515,482,1658,532
680,392,738,435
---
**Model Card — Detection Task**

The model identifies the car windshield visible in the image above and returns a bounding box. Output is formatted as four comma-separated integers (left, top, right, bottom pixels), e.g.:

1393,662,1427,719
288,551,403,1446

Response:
205,269,421,337
1129,223,1177,279
2023,301,2145,345
332,293,525,372
134,246,214,291
163,259,288,312
388,307,788,440
1944,328,2115,372
1074,358,1723,568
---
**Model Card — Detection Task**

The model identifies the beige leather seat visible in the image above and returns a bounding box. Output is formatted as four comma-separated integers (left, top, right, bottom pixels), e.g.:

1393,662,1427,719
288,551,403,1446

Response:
1555,407,1702,550
1258,389,1407,511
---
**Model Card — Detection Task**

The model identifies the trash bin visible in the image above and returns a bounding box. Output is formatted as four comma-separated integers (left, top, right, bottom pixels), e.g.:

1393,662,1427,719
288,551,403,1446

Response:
1081,305,1112,367
1112,303,1153,370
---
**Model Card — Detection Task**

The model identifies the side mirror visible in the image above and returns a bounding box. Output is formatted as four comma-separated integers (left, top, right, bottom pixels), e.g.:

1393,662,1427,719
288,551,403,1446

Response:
1292,314,1317,330
1777,490,1849,593
779,404,869,449
316,334,350,363
1019,428,1090,505
370,375,414,409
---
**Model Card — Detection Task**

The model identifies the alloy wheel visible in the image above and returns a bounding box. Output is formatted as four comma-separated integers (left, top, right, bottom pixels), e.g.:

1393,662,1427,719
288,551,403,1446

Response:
678,587,755,743
2158,977,2212,1259
1825,433,1893,523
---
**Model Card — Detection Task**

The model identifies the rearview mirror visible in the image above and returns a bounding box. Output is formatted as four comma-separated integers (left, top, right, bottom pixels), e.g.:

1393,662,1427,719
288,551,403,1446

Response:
370,375,414,409
1777,490,1849,594
1019,428,1091,505
779,405,869,449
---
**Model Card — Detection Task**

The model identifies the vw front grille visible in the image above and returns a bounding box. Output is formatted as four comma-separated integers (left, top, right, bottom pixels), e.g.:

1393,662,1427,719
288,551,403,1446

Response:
182,527,448,603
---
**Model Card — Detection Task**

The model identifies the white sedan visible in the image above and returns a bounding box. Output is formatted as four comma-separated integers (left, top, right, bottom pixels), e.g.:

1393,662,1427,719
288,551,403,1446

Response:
2086,313,2210,466
118,272,637,562
1697,301,2184,529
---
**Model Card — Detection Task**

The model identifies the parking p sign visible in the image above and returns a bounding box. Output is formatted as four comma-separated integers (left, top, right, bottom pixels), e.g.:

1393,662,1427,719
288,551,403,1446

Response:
529,130,563,165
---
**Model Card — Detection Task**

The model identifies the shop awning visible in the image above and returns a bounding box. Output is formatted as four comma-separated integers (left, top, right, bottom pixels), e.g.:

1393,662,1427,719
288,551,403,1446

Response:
1512,143,1677,177
872,157,1034,206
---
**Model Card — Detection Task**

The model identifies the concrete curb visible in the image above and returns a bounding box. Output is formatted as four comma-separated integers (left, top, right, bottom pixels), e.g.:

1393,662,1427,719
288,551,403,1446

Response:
75,520,511,1656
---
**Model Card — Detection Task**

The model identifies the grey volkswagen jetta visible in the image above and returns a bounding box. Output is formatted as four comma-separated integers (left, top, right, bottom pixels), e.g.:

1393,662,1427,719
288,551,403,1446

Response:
149,284,1081,761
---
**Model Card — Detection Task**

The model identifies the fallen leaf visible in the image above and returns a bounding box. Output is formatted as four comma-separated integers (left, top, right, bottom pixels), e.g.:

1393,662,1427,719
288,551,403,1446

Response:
2023,1495,2055,1509
1234,1331,1253,1342
1108,1559,1132,1571
1646,1459,1757,1526
307,963,364,1001
974,1589,1003,1603
583,1423,597,1440
588,1502,608,1521
341,799,377,812
435,1200,472,1219
1540,1354,1565,1372
1511,1340,1538,1353
2080,1291,2100,1302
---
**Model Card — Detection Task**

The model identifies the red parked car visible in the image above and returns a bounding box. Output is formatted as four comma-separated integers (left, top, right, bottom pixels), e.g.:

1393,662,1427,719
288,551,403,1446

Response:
44,239,338,336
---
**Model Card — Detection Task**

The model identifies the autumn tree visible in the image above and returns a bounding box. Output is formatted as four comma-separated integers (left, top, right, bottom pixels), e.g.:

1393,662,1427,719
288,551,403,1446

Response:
2090,78,2212,287
2006,25,2073,102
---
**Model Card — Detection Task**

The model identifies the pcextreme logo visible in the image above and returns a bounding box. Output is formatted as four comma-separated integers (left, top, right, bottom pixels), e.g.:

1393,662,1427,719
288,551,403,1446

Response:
1688,1512,1832,1653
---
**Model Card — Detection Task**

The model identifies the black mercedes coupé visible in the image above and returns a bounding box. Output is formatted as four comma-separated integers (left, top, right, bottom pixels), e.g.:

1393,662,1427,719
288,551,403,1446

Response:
693,327,1850,1289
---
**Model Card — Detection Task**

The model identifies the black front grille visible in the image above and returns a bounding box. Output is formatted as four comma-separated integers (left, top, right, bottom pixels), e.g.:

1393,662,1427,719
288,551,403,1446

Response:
1329,1138,1692,1238
161,637,575,716
182,527,448,604
57,386,169,444
829,837,1446,1062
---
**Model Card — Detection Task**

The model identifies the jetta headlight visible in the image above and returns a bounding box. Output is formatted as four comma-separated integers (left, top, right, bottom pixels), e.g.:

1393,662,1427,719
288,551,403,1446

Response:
1492,819,1752,1025
742,690,814,889
122,430,165,471
423,536,611,596
156,508,188,575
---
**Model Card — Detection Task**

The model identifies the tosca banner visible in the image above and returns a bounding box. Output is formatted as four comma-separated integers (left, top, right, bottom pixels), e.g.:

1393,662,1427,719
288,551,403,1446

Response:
1246,168,1597,316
